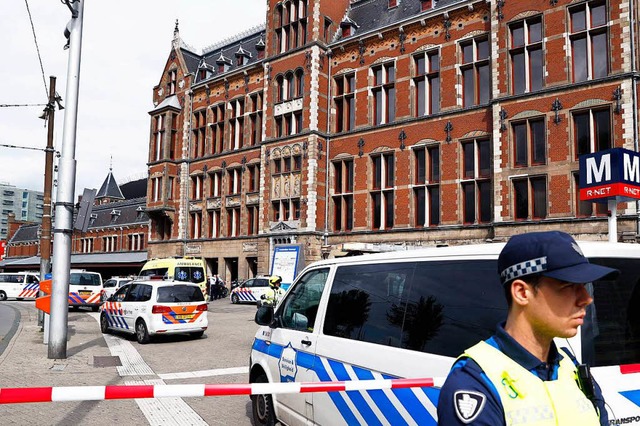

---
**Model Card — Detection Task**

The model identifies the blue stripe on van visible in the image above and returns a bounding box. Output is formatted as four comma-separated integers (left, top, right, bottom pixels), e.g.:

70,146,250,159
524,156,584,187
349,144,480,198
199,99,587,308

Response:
621,390,640,407
328,359,383,426
312,357,360,426
381,373,438,425
352,366,407,426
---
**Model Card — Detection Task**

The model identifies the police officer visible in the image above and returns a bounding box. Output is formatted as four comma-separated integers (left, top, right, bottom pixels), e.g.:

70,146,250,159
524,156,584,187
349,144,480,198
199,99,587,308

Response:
437,231,618,425
262,275,285,306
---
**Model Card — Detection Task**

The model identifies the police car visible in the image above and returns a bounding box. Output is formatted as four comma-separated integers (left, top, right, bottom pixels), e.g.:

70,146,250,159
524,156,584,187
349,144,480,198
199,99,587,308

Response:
102,276,133,300
230,276,270,304
250,241,640,425
99,279,208,344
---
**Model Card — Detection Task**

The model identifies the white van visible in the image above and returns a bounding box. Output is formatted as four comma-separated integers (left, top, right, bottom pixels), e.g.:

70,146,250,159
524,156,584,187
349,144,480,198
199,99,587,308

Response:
68,269,103,311
0,272,40,301
249,241,640,425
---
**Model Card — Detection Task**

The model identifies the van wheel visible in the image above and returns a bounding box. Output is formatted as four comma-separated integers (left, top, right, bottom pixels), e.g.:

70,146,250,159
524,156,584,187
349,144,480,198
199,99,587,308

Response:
100,314,110,334
252,373,276,426
0,291,6,301
231,293,239,304
135,320,150,344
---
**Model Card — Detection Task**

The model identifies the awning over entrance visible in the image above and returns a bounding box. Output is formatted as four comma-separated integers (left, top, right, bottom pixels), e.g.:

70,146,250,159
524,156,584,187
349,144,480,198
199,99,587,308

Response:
0,251,148,270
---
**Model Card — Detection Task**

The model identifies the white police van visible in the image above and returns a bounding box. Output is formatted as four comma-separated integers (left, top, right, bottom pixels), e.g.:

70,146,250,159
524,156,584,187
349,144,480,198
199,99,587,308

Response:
0,272,40,300
249,241,640,425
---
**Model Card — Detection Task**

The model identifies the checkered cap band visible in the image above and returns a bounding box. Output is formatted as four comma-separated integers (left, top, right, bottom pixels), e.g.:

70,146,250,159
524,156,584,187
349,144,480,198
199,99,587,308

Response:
500,256,548,283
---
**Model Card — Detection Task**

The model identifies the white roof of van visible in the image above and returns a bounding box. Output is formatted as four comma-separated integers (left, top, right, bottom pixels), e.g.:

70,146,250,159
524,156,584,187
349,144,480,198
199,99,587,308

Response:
308,241,640,269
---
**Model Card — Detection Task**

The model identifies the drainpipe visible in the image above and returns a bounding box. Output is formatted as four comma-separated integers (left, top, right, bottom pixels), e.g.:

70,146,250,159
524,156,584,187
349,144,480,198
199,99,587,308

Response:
323,49,333,255
183,89,194,255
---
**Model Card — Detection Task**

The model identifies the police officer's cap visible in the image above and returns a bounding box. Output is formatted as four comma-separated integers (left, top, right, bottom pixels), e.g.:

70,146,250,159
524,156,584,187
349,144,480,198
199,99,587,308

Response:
498,231,619,285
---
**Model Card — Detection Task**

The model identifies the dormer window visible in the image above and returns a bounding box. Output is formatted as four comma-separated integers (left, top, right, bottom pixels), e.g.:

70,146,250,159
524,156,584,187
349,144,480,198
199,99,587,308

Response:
110,209,121,223
235,46,251,66
340,17,358,38
136,205,144,219
421,0,433,11
216,52,232,73
256,37,265,59
197,59,213,81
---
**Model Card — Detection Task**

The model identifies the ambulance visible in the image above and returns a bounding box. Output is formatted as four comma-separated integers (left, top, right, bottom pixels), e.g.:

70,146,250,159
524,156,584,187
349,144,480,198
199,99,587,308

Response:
0,272,40,300
139,257,207,296
249,241,640,425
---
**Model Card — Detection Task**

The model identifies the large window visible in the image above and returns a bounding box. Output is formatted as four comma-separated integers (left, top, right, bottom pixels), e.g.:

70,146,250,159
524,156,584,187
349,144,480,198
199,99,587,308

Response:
247,205,259,235
191,175,204,200
279,268,329,332
190,212,202,239
513,118,546,167
573,172,607,217
249,92,263,146
275,112,303,137
271,152,302,222
574,108,611,159
152,115,164,162
229,98,245,150
371,62,396,125
276,70,304,103
275,0,307,54
461,139,491,224
209,209,221,238
209,171,223,198
460,36,490,107
333,158,354,231
371,152,394,229
192,109,206,159
227,168,241,195
168,69,177,95
211,104,225,154
334,73,356,132
510,16,543,94
226,207,240,237
151,177,162,202
570,0,608,82
414,145,440,227
414,50,440,116
323,260,506,357
513,175,547,220
248,164,260,193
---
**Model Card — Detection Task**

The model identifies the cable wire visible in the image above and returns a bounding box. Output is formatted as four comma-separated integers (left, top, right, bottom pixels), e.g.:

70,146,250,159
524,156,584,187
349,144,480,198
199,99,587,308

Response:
24,0,49,99
0,103,48,108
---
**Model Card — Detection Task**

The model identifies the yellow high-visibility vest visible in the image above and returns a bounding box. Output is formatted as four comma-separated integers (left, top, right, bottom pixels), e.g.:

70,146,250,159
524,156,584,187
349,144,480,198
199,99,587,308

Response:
464,341,600,425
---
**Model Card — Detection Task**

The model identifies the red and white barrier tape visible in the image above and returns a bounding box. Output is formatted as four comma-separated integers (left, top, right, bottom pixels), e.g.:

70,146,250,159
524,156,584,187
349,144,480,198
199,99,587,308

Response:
0,377,441,404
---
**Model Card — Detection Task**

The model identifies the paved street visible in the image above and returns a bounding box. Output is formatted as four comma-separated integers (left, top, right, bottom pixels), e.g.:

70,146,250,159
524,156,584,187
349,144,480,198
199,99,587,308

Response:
0,299,261,425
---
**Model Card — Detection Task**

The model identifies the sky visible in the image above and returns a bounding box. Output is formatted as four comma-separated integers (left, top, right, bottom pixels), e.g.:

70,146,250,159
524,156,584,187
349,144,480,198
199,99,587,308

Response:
0,0,266,198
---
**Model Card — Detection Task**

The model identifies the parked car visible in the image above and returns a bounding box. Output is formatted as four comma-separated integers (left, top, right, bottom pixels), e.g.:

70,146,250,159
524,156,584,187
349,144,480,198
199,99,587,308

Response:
100,279,208,344
102,276,133,300
230,276,270,304
0,272,40,301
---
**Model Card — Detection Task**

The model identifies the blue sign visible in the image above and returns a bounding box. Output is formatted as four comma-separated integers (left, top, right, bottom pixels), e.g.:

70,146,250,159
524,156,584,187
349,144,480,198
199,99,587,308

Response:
579,148,640,201
270,246,301,290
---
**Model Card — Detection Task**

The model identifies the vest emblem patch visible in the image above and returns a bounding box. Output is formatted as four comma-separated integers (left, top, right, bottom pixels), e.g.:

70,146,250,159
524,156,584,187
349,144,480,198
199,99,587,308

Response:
454,390,486,424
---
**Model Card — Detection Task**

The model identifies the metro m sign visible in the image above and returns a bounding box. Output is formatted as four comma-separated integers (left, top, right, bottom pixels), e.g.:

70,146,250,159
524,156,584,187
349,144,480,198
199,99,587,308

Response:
579,148,640,201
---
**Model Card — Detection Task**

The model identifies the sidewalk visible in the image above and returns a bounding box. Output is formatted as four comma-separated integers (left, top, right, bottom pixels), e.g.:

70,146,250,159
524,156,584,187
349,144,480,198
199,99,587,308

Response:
0,303,148,425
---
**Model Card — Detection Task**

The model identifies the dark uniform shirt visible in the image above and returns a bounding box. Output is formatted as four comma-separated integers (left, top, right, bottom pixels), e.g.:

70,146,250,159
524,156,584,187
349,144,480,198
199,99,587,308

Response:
436,324,608,425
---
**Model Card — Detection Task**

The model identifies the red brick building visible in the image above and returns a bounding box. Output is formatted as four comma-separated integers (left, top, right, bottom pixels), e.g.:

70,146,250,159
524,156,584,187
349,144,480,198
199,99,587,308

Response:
147,0,640,281
1,172,149,277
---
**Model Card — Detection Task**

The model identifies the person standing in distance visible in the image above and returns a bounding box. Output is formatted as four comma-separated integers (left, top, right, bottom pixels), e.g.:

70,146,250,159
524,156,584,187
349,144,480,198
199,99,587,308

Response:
262,275,285,306
437,231,618,425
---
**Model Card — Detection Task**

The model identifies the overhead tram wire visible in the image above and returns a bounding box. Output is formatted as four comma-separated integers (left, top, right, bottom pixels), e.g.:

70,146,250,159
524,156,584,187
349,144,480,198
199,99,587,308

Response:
24,0,49,98
0,103,48,108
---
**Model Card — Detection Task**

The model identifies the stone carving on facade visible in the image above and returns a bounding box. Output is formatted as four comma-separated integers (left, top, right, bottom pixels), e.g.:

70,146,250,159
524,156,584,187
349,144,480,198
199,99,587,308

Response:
189,200,203,211
246,193,260,205
207,197,222,210
226,195,241,207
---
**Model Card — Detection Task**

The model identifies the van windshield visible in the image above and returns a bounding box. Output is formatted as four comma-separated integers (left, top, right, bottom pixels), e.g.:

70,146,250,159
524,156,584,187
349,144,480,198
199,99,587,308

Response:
69,273,101,286
140,268,169,278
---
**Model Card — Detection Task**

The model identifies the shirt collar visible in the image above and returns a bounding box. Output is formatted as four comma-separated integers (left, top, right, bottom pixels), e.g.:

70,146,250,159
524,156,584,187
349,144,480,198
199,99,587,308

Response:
493,322,563,371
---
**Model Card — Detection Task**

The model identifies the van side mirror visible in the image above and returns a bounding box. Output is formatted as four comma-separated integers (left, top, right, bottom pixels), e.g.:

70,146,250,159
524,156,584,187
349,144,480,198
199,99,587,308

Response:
255,304,274,326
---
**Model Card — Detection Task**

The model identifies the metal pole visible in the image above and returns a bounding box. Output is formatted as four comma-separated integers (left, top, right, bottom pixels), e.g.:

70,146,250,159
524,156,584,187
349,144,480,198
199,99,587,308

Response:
608,199,618,243
39,76,57,332
49,0,84,359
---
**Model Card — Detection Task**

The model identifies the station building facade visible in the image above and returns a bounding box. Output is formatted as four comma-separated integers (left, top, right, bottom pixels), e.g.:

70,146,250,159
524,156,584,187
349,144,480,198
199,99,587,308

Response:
147,0,640,281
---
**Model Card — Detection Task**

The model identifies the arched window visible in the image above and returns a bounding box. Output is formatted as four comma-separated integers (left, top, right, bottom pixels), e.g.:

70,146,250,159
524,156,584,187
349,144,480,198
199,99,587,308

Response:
276,75,285,103
286,72,295,100
295,69,304,98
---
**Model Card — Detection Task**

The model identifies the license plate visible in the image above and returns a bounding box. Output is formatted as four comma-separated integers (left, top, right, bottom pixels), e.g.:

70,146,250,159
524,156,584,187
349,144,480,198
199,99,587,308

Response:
175,314,193,320
79,290,92,295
